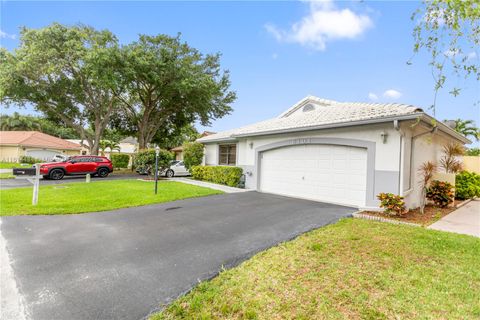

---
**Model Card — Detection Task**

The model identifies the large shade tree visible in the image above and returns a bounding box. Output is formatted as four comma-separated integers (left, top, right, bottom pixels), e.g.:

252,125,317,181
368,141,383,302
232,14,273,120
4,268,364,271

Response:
113,34,235,149
0,23,121,154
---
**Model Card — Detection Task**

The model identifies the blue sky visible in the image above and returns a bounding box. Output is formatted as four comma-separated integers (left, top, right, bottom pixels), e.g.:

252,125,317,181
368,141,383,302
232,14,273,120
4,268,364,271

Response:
1,0,479,141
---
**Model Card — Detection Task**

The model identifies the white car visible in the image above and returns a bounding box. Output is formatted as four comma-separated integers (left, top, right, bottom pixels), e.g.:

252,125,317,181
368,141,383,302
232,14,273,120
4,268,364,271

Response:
162,160,190,178
51,154,69,162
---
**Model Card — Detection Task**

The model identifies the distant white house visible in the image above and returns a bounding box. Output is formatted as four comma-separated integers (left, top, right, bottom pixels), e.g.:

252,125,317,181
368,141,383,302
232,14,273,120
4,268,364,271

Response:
198,96,470,209
67,136,138,156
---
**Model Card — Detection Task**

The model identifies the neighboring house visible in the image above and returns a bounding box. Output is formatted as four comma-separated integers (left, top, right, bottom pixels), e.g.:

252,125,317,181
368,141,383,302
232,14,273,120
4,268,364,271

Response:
198,96,470,209
118,137,138,155
171,131,216,160
0,131,82,162
66,139,90,155
66,137,138,156
171,146,184,160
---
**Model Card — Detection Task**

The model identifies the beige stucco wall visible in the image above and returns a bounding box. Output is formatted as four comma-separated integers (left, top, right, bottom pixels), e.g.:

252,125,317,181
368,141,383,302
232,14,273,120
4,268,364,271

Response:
64,149,81,156
463,156,480,174
0,146,21,162
175,151,183,160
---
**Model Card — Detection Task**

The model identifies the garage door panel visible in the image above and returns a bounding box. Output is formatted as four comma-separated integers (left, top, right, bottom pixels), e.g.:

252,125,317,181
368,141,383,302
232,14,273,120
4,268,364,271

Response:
259,144,367,207
26,150,60,161
333,160,347,169
349,174,367,187
350,159,367,171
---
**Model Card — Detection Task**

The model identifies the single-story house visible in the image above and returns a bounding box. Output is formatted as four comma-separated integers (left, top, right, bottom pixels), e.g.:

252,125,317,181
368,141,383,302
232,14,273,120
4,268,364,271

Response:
0,131,82,162
66,136,138,156
66,139,89,155
198,96,470,209
118,136,138,155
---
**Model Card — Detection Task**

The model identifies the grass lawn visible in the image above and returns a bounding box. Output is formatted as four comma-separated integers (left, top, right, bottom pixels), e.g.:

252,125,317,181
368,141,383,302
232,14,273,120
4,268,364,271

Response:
0,162,29,169
153,219,480,320
0,173,15,179
0,180,222,216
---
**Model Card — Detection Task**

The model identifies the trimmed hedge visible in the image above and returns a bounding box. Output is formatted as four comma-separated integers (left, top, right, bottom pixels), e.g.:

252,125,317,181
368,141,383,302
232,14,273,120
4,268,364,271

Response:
191,165,243,187
133,149,173,175
455,171,480,200
19,155,43,164
111,154,130,169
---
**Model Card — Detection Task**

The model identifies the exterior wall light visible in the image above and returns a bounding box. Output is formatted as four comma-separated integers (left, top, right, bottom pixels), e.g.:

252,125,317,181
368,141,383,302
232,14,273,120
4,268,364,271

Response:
381,131,388,144
249,142,254,149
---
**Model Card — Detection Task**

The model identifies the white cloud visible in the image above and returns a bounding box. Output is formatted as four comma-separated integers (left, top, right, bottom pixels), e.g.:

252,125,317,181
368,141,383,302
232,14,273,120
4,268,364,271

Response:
265,0,373,51
272,53,279,60
368,93,378,101
383,89,402,99
444,49,477,60
0,29,16,40
444,49,459,57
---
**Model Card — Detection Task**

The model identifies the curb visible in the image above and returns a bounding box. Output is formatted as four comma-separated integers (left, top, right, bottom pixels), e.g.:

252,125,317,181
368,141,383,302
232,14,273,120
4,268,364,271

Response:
455,198,472,209
351,212,421,227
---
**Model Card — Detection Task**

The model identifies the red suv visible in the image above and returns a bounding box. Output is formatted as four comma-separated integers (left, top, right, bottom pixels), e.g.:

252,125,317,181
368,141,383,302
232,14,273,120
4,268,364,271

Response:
39,156,113,180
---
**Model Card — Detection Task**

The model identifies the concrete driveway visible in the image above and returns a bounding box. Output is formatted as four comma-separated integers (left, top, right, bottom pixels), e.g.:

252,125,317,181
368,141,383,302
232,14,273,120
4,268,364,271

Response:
1,192,355,320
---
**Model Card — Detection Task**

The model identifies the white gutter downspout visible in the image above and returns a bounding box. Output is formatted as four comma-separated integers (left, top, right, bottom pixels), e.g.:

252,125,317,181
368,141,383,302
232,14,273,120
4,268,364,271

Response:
393,120,404,195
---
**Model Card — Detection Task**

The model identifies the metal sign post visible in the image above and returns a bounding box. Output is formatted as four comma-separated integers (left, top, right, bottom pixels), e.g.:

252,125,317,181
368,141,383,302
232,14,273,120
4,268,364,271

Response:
31,165,40,205
154,146,160,195
13,165,41,205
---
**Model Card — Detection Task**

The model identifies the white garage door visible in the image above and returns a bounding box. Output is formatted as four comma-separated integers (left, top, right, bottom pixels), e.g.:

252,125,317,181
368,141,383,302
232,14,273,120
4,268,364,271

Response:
25,149,60,161
259,144,367,207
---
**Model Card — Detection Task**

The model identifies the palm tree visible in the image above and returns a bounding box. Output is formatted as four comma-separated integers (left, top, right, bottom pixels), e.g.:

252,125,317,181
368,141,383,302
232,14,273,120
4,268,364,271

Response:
98,140,121,156
0,112,41,131
453,119,479,141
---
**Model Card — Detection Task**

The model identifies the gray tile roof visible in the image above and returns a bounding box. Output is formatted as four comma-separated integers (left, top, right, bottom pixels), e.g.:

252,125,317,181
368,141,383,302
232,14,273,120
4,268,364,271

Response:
198,96,423,143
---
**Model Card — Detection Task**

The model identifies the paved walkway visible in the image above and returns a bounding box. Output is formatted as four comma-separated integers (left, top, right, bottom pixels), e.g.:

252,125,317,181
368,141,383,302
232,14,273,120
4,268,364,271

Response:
169,177,250,193
428,200,480,237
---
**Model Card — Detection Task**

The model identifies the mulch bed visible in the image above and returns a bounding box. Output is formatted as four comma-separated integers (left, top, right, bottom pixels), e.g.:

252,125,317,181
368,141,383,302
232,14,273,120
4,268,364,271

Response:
361,201,462,226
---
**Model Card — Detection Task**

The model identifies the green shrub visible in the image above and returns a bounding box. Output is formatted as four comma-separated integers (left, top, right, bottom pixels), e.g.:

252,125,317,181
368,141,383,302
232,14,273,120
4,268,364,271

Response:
111,154,130,169
19,155,43,164
426,180,455,207
133,149,173,175
377,193,406,216
455,171,480,200
191,165,243,187
465,148,480,156
182,142,204,169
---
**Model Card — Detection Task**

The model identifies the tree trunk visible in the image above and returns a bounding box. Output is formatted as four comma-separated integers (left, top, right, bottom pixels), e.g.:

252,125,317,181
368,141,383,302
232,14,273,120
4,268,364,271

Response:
138,127,147,150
